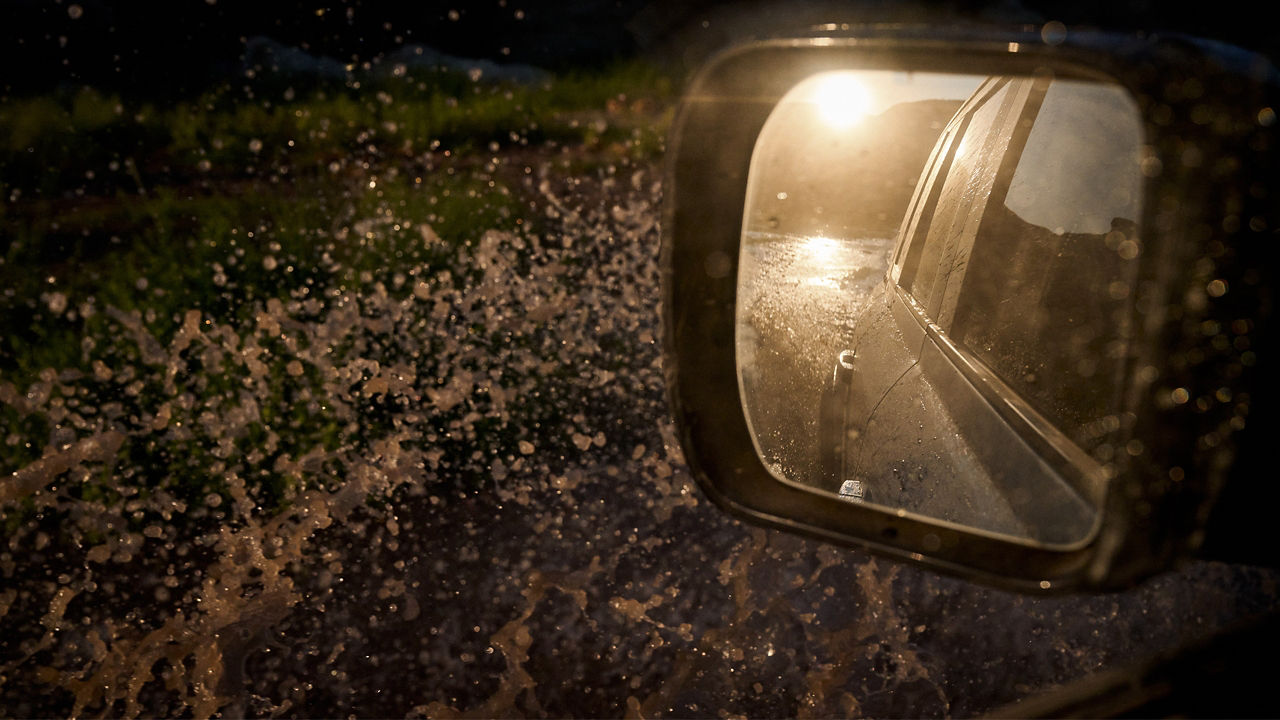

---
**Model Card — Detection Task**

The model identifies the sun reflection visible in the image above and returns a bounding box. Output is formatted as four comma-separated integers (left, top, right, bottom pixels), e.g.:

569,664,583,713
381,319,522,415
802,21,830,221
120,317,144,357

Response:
800,235,841,264
812,73,873,128
803,276,841,289
797,236,845,290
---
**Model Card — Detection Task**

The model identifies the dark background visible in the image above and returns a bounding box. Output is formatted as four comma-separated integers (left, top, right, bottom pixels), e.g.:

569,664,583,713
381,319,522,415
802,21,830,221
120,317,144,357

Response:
2,0,1276,97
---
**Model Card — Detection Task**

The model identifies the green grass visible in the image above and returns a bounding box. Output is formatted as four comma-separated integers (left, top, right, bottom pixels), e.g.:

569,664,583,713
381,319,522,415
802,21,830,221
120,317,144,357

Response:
0,61,674,197
0,60,675,389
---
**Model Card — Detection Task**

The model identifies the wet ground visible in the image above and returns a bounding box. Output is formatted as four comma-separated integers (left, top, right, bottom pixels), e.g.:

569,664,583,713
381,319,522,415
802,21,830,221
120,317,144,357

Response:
737,231,893,483
2,161,1277,718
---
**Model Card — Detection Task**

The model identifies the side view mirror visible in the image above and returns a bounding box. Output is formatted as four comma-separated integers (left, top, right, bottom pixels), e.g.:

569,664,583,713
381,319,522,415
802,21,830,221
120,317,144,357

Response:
662,27,1278,591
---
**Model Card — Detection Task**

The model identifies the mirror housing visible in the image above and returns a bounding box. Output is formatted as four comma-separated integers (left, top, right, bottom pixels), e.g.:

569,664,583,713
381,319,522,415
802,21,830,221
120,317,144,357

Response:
661,26,1278,591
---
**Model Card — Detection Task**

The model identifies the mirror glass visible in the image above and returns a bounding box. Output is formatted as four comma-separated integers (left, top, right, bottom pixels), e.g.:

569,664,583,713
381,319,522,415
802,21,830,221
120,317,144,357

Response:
736,69,1144,547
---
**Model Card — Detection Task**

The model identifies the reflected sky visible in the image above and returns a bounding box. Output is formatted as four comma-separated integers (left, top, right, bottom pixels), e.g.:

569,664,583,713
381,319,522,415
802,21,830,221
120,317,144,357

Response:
811,74,874,127
742,69,983,243
788,70,982,123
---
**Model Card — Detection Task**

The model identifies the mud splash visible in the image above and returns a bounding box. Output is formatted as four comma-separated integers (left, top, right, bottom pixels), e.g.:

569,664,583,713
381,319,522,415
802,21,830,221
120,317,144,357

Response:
3,157,1276,718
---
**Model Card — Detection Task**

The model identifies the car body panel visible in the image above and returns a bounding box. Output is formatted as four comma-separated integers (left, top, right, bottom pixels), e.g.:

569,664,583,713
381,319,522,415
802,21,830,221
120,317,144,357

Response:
824,73,1133,545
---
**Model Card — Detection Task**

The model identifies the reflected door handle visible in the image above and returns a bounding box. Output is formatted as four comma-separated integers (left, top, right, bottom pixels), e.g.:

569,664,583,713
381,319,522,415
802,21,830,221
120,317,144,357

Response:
819,349,857,485
833,349,856,389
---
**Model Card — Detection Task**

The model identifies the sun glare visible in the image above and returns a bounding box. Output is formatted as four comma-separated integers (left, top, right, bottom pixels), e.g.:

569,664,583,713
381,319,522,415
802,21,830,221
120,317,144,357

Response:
801,235,841,264
812,73,873,128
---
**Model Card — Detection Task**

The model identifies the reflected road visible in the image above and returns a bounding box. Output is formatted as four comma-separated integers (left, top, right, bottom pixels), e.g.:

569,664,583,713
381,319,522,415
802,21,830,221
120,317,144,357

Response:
737,231,895,483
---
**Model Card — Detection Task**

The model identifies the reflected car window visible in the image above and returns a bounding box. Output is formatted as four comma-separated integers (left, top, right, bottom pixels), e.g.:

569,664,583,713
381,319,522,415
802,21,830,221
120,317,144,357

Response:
952,80,1144,451
901,79,1014,303
1005,81,1144,235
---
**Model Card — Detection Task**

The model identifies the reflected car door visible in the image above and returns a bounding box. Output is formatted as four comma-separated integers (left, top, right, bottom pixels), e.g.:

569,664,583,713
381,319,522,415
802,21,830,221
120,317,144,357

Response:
847,74,1145,546
848,75,1039,538
821,78,1007,493
847,73,1124,545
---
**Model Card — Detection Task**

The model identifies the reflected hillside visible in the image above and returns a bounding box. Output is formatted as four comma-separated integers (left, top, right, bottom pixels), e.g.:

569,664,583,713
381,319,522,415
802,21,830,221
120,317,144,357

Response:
748,99,961,239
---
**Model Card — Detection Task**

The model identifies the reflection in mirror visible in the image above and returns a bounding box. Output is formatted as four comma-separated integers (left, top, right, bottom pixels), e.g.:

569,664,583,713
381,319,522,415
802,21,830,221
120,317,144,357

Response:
736,70,1144,547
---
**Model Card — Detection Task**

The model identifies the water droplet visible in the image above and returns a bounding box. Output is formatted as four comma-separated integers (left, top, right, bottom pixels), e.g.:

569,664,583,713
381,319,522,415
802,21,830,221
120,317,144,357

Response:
1040,21,1067,45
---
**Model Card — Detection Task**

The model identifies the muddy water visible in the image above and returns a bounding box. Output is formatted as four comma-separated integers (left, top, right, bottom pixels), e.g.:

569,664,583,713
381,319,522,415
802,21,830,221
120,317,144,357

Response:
1,162,1276,718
